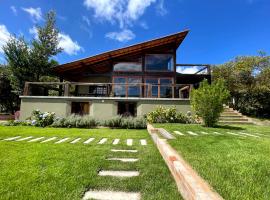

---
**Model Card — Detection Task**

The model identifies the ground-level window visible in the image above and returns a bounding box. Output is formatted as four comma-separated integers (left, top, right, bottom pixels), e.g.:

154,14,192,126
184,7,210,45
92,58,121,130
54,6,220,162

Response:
71,102,90,115
117,102,137,117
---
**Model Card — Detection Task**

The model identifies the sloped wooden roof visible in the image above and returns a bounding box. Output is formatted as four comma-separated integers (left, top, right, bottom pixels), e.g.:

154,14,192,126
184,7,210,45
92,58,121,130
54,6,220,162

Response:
52,30,189,74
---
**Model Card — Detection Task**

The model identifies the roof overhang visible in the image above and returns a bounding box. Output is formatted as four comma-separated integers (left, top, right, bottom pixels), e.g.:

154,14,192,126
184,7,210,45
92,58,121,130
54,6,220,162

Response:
52,30,189,75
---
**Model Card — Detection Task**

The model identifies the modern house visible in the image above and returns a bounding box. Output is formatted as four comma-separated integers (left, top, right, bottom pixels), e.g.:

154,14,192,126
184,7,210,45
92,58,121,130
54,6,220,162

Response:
20,30,211,120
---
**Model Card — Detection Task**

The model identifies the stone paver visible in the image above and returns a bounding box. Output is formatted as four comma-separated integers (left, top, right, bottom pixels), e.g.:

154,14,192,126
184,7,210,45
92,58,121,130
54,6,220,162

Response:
140,139,147,146
200,131,208,135
41,137,57,143
174,131,184,136
107,158,139,163
213,132,223,135
226,132,246,137
70,138,81,144
3,136,21,141
82,190,141,200
127,139,133,146
187,131,198,136
111,149,138,153
98,138,108,144
16,136,33,141
55,138,70,144
113,139,120,145
84,138,95,144
28,137,45,142
98,170,139,177
239,132,260,138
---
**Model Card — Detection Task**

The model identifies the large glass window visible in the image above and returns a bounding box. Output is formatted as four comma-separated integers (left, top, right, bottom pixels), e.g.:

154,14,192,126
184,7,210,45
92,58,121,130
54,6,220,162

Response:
113,77,142,97
145,54,174,71
113,62,142,72
145,77,173,98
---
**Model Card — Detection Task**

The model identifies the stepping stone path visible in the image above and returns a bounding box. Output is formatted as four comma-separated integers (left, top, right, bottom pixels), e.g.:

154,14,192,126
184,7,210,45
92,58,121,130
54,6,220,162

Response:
55,138,70,144
213,132,223,135
28,137,45,142
127,139,133,146
111,149,138,153
41,137,57,143
200,131,208,135
84,138,95,144
3,137,147,146
174,131,184,136
107,158,139,163
83,190,140,200
113,139,120,145
3,136,21,141
140,139,147,146
70,138,81,144
187,131,198,136
16,136,33,141
98,138,107,144
98,170,139,177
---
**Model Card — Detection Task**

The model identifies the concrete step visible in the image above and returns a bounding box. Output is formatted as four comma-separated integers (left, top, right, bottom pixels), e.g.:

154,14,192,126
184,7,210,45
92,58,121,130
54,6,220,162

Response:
219,117,249,121
219,121,253,124
220,115,244,118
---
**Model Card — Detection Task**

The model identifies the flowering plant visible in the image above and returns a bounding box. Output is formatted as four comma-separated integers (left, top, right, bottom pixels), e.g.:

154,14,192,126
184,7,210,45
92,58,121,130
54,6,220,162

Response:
31,109,55,127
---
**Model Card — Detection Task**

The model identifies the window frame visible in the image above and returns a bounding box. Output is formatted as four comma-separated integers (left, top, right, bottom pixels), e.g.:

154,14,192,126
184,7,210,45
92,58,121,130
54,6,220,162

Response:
112,76,142,97
145,54,175,72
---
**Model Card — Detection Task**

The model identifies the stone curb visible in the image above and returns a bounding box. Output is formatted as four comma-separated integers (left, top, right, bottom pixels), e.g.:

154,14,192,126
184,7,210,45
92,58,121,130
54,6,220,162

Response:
147,124,223,200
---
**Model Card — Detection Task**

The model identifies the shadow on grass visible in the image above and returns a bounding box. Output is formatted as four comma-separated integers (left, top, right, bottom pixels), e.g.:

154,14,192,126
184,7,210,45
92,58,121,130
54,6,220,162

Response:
213,125,246,131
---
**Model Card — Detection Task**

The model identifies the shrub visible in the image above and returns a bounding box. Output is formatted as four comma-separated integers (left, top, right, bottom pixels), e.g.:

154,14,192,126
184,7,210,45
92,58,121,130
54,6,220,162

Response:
146,106,194,124
103,116,147,129
191,79,230,127
31,110,55,127
4,120,32,126
51,114,99,128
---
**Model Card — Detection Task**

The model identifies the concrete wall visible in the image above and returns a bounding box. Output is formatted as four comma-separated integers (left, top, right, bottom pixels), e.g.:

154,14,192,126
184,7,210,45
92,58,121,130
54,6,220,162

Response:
20,98,71,120
20,97,191,120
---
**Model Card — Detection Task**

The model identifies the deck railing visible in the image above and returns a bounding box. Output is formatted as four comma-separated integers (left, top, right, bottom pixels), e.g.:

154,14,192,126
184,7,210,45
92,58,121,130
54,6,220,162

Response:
23,82,193,99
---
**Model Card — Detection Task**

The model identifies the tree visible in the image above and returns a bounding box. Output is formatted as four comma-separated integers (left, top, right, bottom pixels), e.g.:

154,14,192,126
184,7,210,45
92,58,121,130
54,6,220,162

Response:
191,79,230,127
3,11,62,95
0,65,19,113
212,52,270,117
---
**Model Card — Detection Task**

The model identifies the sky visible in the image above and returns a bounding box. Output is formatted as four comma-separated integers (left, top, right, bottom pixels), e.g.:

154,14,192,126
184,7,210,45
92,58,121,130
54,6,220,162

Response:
0,0,270,68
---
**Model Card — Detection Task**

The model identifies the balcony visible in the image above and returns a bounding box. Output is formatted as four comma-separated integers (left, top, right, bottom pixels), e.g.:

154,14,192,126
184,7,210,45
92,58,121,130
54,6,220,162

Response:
23,82,193,99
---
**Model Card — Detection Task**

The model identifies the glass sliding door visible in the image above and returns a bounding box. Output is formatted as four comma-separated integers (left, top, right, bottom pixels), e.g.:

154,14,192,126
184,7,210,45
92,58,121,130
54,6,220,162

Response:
145,77,173,98
160,78,172,98
113,76,142,97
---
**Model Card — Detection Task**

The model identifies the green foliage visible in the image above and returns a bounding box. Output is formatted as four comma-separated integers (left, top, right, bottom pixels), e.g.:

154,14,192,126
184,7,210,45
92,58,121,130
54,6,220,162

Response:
31,110,55,127
103,116,147,129
191,79,230,127
0,66,19,113
51,114,99,128
3,11,61,94
212,52,270,117
146,106,195,124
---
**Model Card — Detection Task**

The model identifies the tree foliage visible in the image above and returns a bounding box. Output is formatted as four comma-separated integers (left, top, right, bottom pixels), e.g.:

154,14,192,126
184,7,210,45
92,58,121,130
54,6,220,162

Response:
212,52,270,117
3,11,61,94
191,79,230,127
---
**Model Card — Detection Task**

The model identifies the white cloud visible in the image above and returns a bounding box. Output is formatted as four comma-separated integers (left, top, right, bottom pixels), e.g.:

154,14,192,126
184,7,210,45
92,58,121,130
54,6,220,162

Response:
58,33,82,55
22,7,42,22
0,25,11,53
105,29,135,42
10,6,17,15
83,0,156,29
29,27,82,55
139,21,149,29
82,16,91,26
177,66,202,74
156,0,167,16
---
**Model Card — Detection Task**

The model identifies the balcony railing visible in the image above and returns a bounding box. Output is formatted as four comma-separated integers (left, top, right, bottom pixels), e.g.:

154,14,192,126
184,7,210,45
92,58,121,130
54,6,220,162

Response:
23,82,193,99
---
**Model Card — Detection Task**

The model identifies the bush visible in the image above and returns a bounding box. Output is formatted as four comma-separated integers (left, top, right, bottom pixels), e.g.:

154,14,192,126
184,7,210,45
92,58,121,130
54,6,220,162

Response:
31,110,55,127
191,79,230,127
103,116,147,129
51,114,99,128
4,120,32,126
146,106,195,124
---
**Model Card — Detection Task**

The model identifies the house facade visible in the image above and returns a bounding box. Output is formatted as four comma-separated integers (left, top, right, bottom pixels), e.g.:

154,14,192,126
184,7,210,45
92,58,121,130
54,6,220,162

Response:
20,30,211,120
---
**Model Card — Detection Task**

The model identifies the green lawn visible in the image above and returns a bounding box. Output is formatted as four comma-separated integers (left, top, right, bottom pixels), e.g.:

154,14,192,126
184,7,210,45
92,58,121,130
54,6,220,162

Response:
155,123,270,200
0,126,181,200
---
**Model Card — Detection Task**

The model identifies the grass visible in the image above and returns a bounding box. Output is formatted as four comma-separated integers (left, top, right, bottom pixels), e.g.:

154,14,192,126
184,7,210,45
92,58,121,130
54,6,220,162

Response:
155,123,270,200
0,126,181,200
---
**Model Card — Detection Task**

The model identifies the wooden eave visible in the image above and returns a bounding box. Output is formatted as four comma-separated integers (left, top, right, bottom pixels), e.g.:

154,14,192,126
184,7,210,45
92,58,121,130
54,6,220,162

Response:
52,30,189,75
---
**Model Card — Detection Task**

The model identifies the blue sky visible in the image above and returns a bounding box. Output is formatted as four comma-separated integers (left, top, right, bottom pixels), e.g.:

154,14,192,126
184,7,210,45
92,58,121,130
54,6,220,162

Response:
0,0,270,66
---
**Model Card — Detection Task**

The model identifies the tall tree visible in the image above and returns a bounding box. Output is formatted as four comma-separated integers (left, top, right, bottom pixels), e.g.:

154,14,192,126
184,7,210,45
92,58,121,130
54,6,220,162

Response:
3,10,62,94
